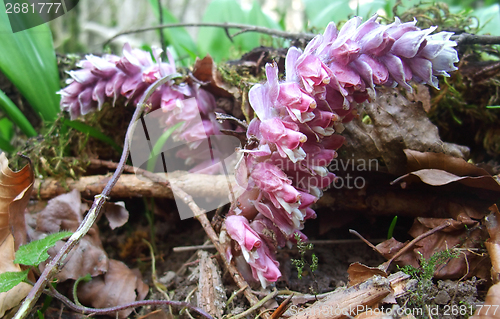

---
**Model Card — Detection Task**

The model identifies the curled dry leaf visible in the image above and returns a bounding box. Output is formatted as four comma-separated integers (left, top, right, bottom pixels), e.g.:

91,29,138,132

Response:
0,153,33,248
392,169,500,193
192,55,240,98
472,205,500,319
347,262,387,286
31,189,108,281
103,201,129,230
77,259,149,319
485,204,500,282
404,149,490,176
0,153,34,317
471,282,500,319
341,87,469,175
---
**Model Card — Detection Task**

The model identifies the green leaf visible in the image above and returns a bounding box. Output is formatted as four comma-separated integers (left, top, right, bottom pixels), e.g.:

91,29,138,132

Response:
14,231,73,266
0,270,29,293
146,121,183,172
303,0,353,29
198,0,248,61
62,119,122,153
474,4,500,36
0,117,14,143
0,132,15,153
0,9,60,122
198,0,281,62
387,215,398,239
0,90,37,137
147,0,198,66
356,0,387,19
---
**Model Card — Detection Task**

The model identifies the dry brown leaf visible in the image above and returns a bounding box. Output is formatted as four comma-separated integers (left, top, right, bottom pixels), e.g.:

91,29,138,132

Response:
77,259,149,319
0,153,33,248
347,262,387,286
0,234,32,318
32,189,108,281
392,169,500,192
192,55,239,98
485,205,500,283
404,150,489,176
472,205,500,319
0,153,34,317
341,87,469,175
471,282,500,319
103,201,129,230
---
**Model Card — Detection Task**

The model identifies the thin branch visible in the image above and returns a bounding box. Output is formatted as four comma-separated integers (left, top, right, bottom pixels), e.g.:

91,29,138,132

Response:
103,22,315,47
13,73,182,319
46,284,213,319
451,33,500,46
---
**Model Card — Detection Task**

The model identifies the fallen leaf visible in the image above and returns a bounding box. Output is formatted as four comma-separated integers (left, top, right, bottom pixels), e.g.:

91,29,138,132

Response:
0,153,33,248
471,282,500,319
472,205,500,319
192,55,239,98
347,262,387,286
32,189,108,281
484,205,500,282
341,87,469,175
77,259,149,318
391,169,500,192
0,153,34,317
103,201,129,230
404,150,489,176
0,235,32,318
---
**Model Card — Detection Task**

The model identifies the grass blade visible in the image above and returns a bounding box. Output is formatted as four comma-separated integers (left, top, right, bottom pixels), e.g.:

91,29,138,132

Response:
0,9,60,122
62,119,122,153
0,90,37,137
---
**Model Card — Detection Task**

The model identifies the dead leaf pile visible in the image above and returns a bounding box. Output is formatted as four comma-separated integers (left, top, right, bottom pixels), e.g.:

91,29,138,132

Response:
26,188,145,318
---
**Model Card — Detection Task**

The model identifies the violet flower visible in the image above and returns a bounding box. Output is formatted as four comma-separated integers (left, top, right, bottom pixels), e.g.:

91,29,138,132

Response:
59,43,226,174
225,14,459,288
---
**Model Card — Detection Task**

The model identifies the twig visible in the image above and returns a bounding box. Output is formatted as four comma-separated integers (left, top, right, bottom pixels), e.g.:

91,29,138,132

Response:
45,284,213,319
13,73,182,319
173,244,216,252
103,22,316,47
215,112,248,129
451,33,500,46
172,239,386,252
227,289,279,319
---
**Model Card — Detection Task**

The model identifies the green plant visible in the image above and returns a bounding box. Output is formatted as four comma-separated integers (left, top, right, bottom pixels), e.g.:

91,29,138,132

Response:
0,7,61,152
399,249,460,314
291,233,318,280
0,231,72,293
197,0,282,62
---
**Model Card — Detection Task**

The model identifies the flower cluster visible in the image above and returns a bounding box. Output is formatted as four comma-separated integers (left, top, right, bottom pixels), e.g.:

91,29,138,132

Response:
58,44,225,172
59,15,459,289
224,14,458,287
